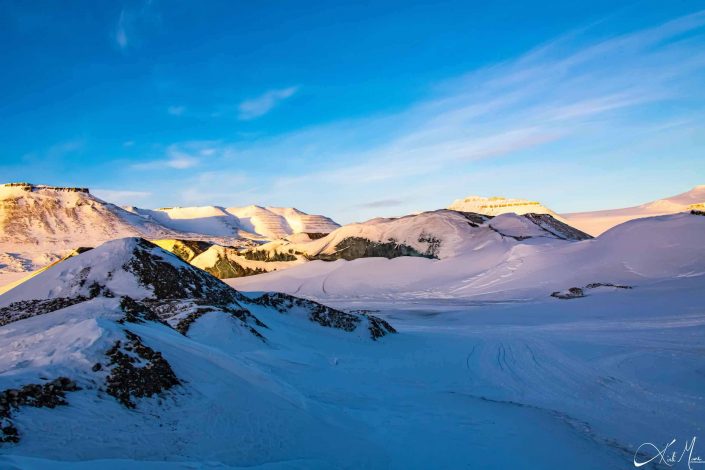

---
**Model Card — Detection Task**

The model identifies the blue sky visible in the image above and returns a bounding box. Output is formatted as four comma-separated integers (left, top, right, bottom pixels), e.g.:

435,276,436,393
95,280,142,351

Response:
1,1,704,223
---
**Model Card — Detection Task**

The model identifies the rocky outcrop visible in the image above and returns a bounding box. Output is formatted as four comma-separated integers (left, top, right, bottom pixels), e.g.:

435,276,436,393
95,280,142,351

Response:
151,239,213,263
200,253,266,279
250,292,397,340
1,377,80,443
551,287,585,299
552,283,633,299
104,331,180,409
1,183,89,193
522,213,593,241
308,237,436,261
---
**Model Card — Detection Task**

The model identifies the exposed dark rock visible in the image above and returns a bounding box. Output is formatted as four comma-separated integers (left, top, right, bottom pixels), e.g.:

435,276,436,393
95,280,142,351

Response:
1,183,89,193
304,232,329,240
159,240,213,263
308,237,437,261
523,213,593,241
105,331,180,409
201,254,266,279
119,296,161,324
691,210,705,216
365,314,397,340
0,296,90,327
551,283,634,299
0,377,80,443
124,239,243,305
487,225,532,241
585,283,632,290
551,287,585,299
453,211,492,228
241,250,297,262
249,292,396,340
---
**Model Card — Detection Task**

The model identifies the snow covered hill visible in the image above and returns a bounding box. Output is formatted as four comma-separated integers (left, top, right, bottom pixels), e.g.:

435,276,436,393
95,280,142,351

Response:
0,237,395,464
245,209,591,263
448,195,565,220
229,211,705,302
562,185,705,235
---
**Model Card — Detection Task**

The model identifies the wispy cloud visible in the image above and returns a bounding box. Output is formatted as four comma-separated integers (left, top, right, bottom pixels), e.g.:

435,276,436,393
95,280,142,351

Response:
113,1,160,52
133,10,705,221
131,141,225,170
354,199,406,209
167,105,186,116
238,86,299,120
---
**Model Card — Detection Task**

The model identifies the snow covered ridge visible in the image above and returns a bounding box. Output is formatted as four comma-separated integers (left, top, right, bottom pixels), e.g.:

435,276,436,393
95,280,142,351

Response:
0,237,394,444
125,204,340,241
562,185,705,236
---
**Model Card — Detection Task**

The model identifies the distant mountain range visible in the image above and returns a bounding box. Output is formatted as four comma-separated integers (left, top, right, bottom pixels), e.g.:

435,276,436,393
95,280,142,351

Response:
1,182,703,288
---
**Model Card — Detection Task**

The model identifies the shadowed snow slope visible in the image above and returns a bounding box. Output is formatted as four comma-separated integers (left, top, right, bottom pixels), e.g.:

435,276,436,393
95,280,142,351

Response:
1,239,659,469
563,185,705,235
0,237,397,466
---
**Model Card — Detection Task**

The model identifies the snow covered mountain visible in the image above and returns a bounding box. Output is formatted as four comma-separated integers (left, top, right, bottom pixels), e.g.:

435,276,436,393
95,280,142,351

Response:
562,185,705,235
244,209,591,264
0,237,395,463
0,183,339,283
448,195,565,220
0,183,181,273
125,205,340,241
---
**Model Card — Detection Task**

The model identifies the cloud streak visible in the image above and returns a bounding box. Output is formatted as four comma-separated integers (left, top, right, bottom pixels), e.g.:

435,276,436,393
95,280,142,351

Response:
113,1,160,52
238,86,299,120
132,10,705,221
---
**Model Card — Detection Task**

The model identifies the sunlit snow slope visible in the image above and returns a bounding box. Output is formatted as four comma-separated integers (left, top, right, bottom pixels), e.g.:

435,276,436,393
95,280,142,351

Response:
562,185,705,235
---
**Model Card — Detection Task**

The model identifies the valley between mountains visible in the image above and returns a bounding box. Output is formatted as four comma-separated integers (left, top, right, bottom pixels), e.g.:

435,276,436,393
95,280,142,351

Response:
0,182,703,468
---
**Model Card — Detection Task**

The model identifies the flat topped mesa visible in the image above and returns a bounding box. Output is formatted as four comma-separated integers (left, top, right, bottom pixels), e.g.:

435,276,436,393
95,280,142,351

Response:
448,195,562,219
1,182,90,193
